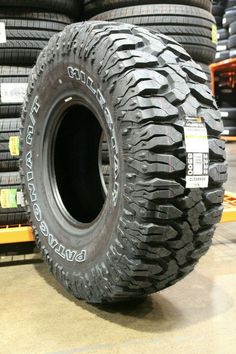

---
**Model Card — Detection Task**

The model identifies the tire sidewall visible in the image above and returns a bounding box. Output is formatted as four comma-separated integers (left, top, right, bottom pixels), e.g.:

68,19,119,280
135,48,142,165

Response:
22,58,124,271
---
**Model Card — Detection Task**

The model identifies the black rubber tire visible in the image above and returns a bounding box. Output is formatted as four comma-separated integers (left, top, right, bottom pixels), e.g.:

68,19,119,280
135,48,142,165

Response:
0,0,80,17
212,4,224,16
0,172,28,226
214,15,223,27
0,118,20,142
21,21,226,303
227,0,236,8
196,62,211,88
230,48,236,57
220,107,236,119
91,5,216,65
223,7,236,27
217,39,229,50
84,0,213,16
229,34,236,48
215,49,230,61
0,67,31,118
217,28,229,40
0,10,72,65
220,107,236,136
0,118,20,167
229,21,236,35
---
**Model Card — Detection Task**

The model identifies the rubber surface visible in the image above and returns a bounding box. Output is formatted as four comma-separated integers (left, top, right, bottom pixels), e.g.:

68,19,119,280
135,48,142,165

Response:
229,34,236,48
227,0,236,8
215,49,230,61
0,10,72,65
217,39,229,51
21,21,226,303
217,28,229,40
229,21,236,35
91,5,216,64
84,0,213,16
223,7,236,27
0,172,28,226
196,62,211,88
0,0,80,17
0,66,31,118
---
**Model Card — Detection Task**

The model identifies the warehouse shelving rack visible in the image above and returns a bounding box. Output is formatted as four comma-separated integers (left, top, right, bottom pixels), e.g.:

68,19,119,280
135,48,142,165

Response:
210,57,236,142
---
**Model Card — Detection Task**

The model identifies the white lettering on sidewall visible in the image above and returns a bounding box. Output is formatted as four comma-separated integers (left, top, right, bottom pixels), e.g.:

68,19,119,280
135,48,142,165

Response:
67,66,120,205
25,96,86,263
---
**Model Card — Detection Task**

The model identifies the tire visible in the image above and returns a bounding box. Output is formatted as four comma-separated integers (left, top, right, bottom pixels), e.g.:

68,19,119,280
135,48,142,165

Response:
214,15,223,27
0,0,80,17
84,0,213,16
212,4,224,16
0,172,28,226
217,39,229,51
21,21,226,303
0,118,21,171
229,21,236,35
217,28,229,40
196,62,211,88
0,10,72,65
0,118,20,142
220,107,236,119
220,108,236,136
227,0,236,8
230,48,236,57
0,66,31,118
215,49,230,61
223,7,236,27
229,34,236,48
91,5,216,65
217,88,236,107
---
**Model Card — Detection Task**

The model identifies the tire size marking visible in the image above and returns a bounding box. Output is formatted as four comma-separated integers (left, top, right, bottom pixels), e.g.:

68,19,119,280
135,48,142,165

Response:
67,66,119,206
25,97,87,264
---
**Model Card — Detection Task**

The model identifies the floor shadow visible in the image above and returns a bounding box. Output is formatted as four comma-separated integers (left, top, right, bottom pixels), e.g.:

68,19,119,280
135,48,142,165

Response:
34,260,234,333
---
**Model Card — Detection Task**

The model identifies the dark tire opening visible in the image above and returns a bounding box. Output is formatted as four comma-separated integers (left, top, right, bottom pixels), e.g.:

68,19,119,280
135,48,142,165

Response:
53,104,110,224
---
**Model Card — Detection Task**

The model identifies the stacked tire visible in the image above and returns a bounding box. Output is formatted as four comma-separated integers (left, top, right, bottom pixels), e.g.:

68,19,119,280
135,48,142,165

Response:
214,0,236,61
0,1,80,226
212,1,236,136
88,0,216,86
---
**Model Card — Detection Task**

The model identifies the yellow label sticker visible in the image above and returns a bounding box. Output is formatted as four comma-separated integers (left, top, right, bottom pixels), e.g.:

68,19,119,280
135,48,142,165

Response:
212,24,217,44
0,189,17,208
9,136,20,156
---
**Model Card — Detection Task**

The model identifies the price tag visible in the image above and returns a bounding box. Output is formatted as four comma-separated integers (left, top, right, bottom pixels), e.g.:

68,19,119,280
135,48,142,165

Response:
1,82,28,103
0,22,6,43
212,24,217,44
9,136,20,156
0,189,17,208
184,117,209,189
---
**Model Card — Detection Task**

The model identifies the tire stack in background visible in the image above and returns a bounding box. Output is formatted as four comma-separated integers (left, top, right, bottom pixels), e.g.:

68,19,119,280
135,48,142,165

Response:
214,0,236,62
87,0,216,87
212,0,236,136
0,1,80,227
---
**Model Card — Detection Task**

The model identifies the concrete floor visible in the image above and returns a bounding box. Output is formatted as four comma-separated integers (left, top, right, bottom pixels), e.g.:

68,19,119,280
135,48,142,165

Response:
0,144,235,354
